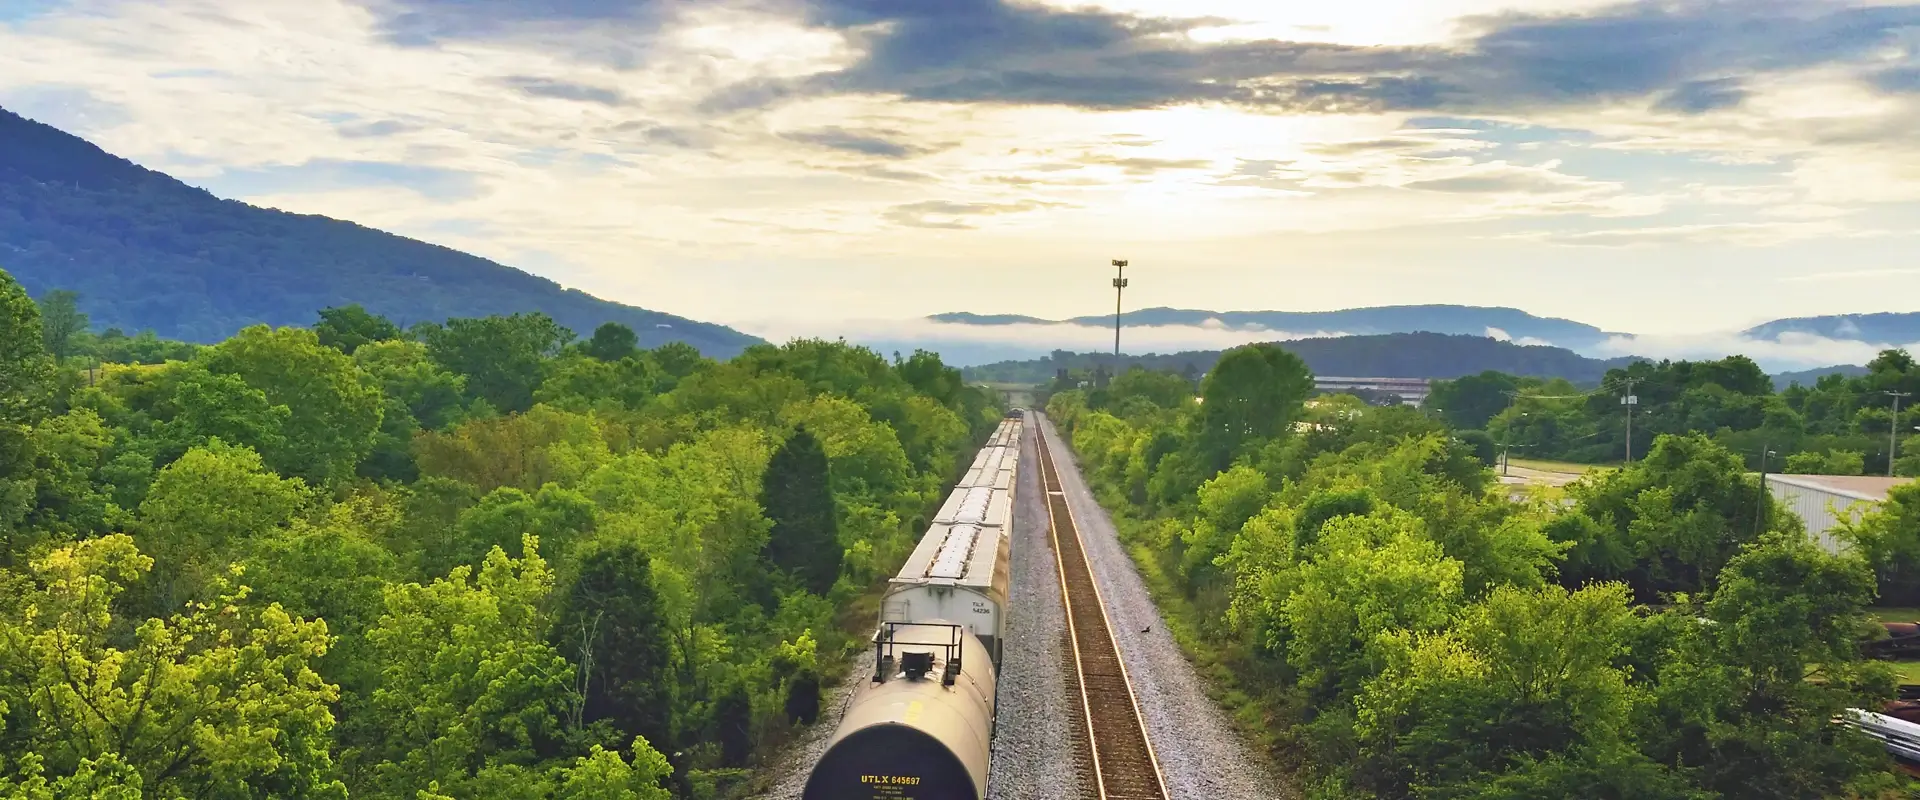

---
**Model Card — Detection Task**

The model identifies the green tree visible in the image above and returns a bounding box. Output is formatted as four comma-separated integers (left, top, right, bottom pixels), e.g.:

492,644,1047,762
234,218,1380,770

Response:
423,313,573,413
1284,512,1465,701
1841,481,1920,603
1425,370,1520,431
134,441,308,612
1637,535,1896,799
0,535,346,798
313,304,402,355
0,269,52,565
200,326,384,484
1782,448,1864,475
1194,343,1313,471
583,322,639,362
34,289,86,363
363,537,577,797
553,541,674,751
554,738,674,800
155,362,292,463
760,426,841,595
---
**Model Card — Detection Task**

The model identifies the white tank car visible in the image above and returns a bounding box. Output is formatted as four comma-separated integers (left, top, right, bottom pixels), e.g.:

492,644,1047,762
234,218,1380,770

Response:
801,413,1023,800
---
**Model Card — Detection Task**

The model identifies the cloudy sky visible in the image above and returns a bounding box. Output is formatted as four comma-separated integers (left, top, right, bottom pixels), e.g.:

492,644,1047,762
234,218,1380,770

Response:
4,0,1920,344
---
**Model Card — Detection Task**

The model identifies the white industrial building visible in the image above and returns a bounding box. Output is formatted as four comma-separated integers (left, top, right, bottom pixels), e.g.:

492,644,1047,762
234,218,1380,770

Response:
1766,474,1913,553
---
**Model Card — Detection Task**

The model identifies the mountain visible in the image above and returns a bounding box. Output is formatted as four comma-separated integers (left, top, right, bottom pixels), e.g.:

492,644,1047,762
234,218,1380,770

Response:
925,312,1053,326
0,107,759,355
1771,364,1871,389
1744,313,1920,345
963,332,1643,385
933,304,1619,349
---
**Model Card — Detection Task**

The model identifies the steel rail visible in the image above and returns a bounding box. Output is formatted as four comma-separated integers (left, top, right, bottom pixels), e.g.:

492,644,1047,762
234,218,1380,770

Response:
1036,419,1169,800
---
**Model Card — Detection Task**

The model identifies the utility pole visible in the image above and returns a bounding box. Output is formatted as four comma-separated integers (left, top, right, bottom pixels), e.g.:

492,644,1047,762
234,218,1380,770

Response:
1111,259,1128,374
1498,442,1529,477
1756,443,1775,536
1620,378,1642,463
1890,390,1913,477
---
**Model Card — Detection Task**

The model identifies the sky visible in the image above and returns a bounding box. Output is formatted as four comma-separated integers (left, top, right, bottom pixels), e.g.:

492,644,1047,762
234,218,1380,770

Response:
4,0,1920,358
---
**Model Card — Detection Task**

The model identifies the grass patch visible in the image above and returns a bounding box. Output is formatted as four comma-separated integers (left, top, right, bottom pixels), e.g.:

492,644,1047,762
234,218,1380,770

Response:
1508,457,1615,475
1871,607,1920,624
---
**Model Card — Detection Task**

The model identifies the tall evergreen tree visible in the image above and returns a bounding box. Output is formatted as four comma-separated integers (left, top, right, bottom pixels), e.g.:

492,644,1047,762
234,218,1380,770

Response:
36,289,87,362
553,541,673,750
760,426,841,595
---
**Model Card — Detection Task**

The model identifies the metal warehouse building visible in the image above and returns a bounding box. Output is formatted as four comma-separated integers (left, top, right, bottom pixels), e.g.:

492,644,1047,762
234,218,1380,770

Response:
1766,474,1914,553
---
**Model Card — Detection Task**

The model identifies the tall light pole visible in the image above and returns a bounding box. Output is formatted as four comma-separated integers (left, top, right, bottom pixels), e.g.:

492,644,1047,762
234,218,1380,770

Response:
1111,259,1129,371
1890,390,1913,477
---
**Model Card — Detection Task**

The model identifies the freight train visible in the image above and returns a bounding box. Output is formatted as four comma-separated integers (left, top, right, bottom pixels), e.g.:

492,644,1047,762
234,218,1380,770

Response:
801,412,1023,800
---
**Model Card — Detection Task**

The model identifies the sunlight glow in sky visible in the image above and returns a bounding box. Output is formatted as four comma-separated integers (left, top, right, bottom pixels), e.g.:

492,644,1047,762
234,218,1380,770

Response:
3,0,1920,339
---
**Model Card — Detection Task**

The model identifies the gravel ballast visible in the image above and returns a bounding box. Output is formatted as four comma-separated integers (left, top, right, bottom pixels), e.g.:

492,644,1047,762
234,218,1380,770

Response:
1037,414,1291,800
983,420,1083,800
752,416,1280,800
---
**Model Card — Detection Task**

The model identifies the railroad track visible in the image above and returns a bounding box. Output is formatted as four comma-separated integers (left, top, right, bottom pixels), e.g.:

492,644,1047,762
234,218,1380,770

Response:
1036,424,1170,800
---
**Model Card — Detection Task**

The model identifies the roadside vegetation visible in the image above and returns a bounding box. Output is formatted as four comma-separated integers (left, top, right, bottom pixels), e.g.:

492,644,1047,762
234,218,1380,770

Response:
0,267,997,798
1427,358,1920,476
1050,342,1920,799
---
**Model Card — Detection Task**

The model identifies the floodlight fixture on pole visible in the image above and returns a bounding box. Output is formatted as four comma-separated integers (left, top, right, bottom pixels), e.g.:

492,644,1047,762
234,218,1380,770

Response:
1111,259,1129,367
1890,390,1913,477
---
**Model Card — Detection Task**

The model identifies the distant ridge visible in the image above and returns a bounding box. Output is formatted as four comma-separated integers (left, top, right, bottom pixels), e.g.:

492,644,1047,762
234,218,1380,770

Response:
1745,313,1920,345
932,304,1618,349
962,332,1644,385
0,106,761,355
1771,364,1871,389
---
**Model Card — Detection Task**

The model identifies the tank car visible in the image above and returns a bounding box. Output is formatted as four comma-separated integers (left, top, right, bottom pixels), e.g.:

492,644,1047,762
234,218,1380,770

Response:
801,417,1022,800
800,622,997,800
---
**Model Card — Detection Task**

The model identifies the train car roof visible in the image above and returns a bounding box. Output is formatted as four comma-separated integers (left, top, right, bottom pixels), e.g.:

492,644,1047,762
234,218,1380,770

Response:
890,419,1021,590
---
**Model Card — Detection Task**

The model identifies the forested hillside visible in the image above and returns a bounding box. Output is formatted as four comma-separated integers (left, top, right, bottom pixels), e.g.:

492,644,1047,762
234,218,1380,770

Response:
1050,347,1920,797
0,267,994,797
966,332,1638,384
0,107,758,355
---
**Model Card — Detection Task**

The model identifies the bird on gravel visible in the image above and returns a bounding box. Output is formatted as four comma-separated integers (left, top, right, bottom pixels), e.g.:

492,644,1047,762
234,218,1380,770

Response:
1140,625,1151,634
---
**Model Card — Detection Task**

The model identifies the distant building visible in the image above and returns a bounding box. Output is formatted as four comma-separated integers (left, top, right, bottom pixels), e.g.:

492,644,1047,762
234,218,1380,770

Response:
1314,376,1432,406
1766,474,1914,553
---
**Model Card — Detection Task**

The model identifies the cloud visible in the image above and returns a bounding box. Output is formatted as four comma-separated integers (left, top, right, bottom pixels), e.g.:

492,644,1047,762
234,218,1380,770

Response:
1528,221,1856,247
1077,154,1213,175
1483,326,1551,346
197,158,486,202
1593,330,1920,372
781,126,928,158
336,118,415,138
500,76,628,106
882,199,1059,229
1654,78,1749,114
1780,267,1920,284
641,0,1920,123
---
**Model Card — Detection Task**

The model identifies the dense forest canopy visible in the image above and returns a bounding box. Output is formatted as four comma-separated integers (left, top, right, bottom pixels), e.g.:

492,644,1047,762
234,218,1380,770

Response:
0,265,996,798
0,107,759,355
1050,344,1920,798
965,332,1642,385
